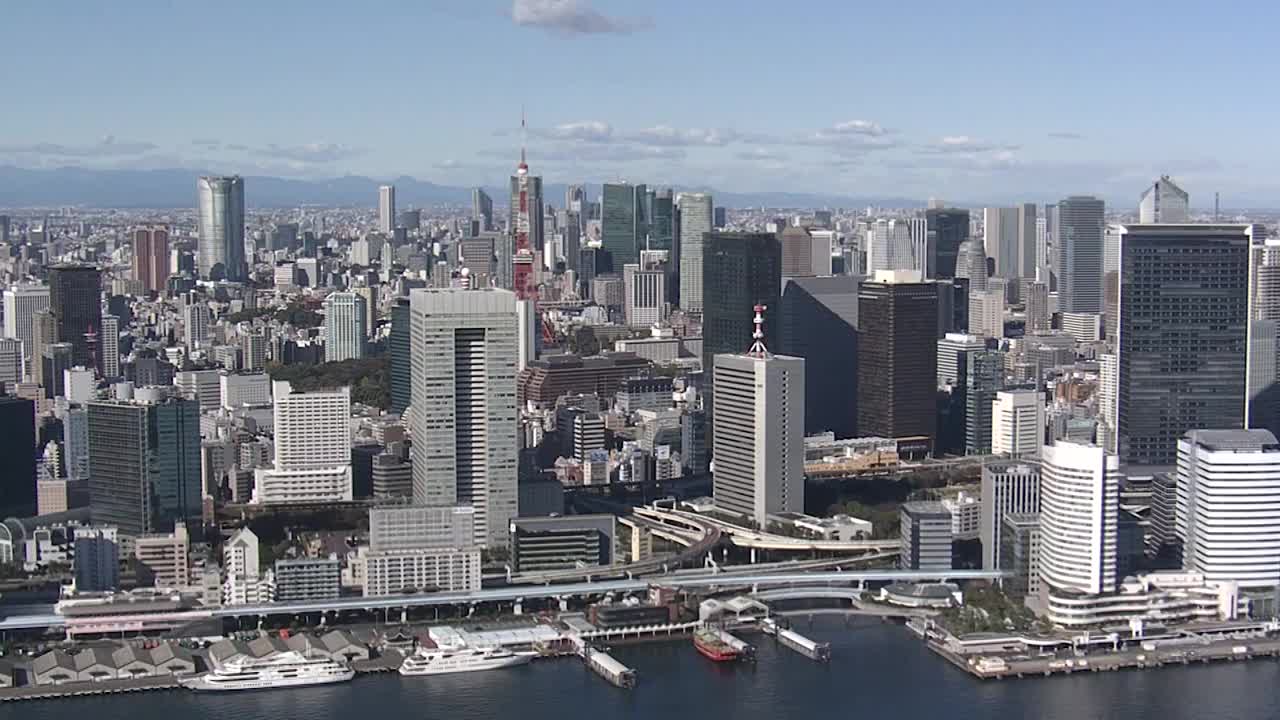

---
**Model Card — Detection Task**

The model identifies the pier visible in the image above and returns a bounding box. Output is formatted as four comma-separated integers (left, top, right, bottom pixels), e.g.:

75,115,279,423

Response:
777,627,832,662
574,638,637,689
704,625,754,659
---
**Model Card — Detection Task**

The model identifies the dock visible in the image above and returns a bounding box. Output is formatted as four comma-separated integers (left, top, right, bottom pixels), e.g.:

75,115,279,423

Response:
932,637,1280,680
572,637,637,689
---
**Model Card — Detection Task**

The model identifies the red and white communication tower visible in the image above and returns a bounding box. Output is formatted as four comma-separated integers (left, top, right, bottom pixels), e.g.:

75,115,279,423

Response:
512,112,536,301
747,304,770,358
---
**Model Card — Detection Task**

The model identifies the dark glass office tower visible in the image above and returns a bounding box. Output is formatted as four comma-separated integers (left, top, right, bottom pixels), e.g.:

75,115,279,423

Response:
1117,224,1251,466
778,276,859,438
601,183,644,272
964,350,1005,454
389,297,412,415
701,232,782,420
49,264,102,371
649,189,674,253
0,396,37,518
925,208,970,280
857,276,939,453
1055,196,1106,313
88,395,201,536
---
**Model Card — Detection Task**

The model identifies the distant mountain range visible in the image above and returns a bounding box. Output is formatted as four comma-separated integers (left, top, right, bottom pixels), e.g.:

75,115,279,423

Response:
0,166,925,210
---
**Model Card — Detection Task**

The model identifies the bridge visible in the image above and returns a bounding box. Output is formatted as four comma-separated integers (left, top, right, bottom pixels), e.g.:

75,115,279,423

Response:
0,568,1007,632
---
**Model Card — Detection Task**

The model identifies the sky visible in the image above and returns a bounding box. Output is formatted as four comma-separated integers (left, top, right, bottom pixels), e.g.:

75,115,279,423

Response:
3,0,1278,206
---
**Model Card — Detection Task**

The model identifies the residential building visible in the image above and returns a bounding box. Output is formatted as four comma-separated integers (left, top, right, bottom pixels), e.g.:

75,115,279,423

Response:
254,381,353,504
274,556,341,602
134,523,191,589
73,528,120,593
132,227,169,293
323,292,368,362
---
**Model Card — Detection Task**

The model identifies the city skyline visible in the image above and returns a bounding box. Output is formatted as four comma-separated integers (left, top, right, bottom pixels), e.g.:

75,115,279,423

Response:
4,1,1277,205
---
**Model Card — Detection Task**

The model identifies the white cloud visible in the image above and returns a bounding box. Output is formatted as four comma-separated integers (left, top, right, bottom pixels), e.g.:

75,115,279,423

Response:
533,121,615,143
0,135,158,157
257,142,365,163
631,126,739,147
511,0,651,35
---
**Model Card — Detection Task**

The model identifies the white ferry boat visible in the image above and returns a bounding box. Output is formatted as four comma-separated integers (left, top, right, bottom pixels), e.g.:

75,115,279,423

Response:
180,651,355,692
399,646,534,676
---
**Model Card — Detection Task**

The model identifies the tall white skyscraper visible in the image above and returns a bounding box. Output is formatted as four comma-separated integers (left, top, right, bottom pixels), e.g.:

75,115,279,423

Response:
979,461,1040,570
100,315,120,379
324,292,368,362
183,302,209,350
1097,353,1118,453
1139,175,1190,224
677,193,713,313
982,207,1021,279
1038,441,1120,596
4,283,49,377
992,389,1044,458
253,381,353,504
379,185,396,234
196,176,246,282
1176,429,1280,589
865,219,916,274
410,288,519,548
1055,195,1106,314
711,309,805,526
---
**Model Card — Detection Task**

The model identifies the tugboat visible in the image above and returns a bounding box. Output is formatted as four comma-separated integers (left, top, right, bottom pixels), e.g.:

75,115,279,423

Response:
693,626,741,662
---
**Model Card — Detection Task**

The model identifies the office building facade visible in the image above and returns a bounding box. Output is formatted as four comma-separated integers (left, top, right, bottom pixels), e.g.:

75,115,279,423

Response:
323,292,368,362
676,193,713,312
980,461,1041,570
1055,195,1105,314
778,276,860,438
1038,442,1120,596
132,227,169,294
196,176,246,282
49,265,102,370
856,272,938,453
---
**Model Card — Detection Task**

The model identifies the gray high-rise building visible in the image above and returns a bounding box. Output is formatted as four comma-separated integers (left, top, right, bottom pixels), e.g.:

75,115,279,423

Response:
1018,203,1038,280
409,288,518,548
1055,195,1105,313
379,185,396,234
323,292,367,362
1139,175,1190,224
778,276,860,438
1117,224,1252,466
196,176,246,282
857,273,939,453
88,394,202,536
472,188,494,231
389,297,412,415
982,207,1020,279
964,350,1005,455
677,193,713,312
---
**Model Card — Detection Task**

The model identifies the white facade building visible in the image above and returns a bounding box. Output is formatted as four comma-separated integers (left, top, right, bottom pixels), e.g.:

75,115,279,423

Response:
711,348,805,526
323,292,367,362
676,193,712,313
253,381,352,504
409,288,518,548
623,263,667,327
220,372,272,410
1177,429,1280,589
992,389,1044,458
1039,442,1120,596
3,283,49,376
1138,175,1190,224
378,185,396,235
980,461,1041,569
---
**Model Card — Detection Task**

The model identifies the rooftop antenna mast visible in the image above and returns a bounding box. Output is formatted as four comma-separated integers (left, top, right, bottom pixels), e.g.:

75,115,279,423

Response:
748,304,770,358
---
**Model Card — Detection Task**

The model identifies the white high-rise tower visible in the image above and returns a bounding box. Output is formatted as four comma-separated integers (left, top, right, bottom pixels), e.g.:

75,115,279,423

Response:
410,288,519,548
379,185,396,235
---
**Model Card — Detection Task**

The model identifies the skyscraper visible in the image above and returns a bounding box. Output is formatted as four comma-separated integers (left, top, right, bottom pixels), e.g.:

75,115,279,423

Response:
1177,429,1280,589
712,308,805,526
780,226,817,277
389,297,412,415
649,188,674,254
1038,441,1120,596
379,184,396,234
701,232,782,419
88,393,201,536
49,264,102,371
1117,224,1251,466
623,263,666,327
3,283,50,377
1139,175,1190,224
132,227,169,294
982,207,1020,279
601,183,642,271
778,276,860,438
865,218,915,273
183,302,209,350
1055,195,1105,314
0,396,37,518
472,188,494,231
409,288,518,548
1018,203,1038,279
955,235,988,293
925,207,970,280
196,175,246,282
963,350,1004,455
323,292,368,362
677,193,713,312
100,315,120,380
856,271,938,453
980,461,1040,570
1249,236,1280,437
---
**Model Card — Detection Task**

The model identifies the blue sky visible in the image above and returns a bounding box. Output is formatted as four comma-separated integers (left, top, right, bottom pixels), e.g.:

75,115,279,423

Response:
3,0,1276,205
